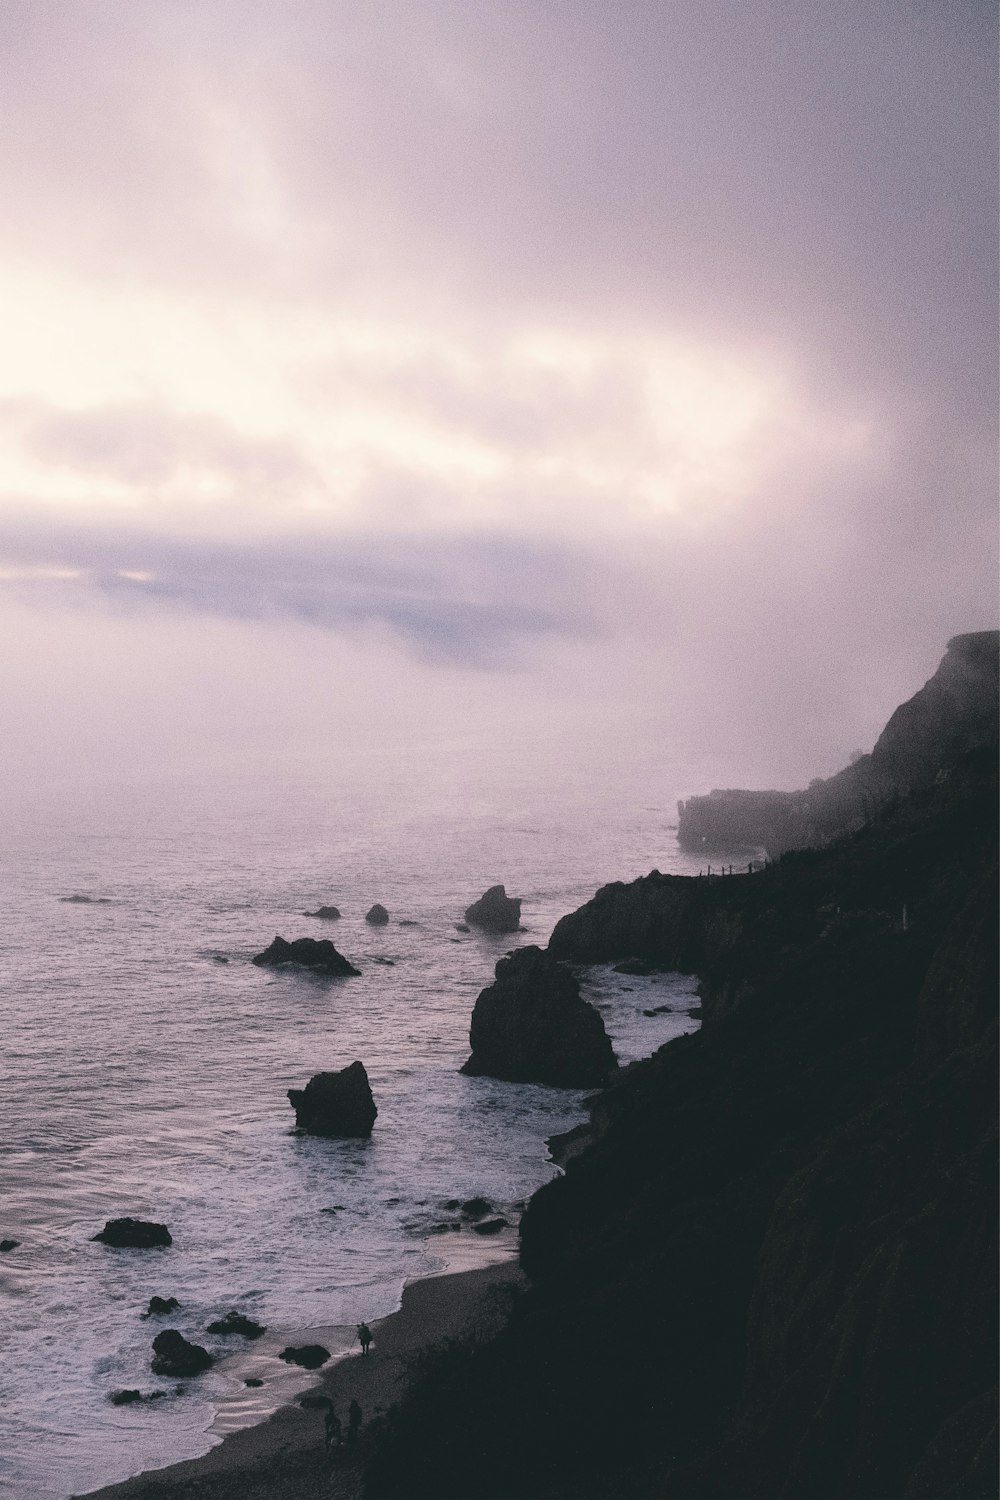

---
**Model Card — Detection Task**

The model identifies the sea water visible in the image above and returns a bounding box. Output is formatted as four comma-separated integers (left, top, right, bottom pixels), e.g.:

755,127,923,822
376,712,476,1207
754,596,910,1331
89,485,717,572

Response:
0,732,712,1498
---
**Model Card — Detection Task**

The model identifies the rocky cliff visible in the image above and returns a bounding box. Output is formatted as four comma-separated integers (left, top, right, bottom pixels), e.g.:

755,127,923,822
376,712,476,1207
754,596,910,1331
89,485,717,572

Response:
677,631,998,856
365,663,997,1498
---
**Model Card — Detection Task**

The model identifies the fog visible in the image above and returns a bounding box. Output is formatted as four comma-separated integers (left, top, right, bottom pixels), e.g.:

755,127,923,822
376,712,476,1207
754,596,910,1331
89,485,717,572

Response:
0,1,995,803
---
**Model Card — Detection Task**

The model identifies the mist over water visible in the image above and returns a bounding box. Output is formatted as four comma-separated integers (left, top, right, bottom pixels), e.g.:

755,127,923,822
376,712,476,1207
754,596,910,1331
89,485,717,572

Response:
0,734,711,1498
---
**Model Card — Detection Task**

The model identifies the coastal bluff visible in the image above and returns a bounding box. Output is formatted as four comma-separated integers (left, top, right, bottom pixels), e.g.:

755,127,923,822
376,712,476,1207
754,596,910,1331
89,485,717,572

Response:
364,643,998,1500
677,630,999,856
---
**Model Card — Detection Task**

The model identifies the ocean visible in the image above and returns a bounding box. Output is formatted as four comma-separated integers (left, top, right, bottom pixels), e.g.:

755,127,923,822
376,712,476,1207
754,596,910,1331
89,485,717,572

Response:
0,730,713,1498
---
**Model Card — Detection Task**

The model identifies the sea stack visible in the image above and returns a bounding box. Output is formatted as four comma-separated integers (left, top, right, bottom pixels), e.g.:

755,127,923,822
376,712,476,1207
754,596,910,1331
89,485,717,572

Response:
287,1061,378,1136
461,945,616,1088
365,903,390,925
464,885,522,933
251,936,360,976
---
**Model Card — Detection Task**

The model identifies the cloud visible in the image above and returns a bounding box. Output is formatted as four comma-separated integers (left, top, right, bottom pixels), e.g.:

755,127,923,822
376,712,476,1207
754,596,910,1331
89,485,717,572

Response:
0,397,314,501
0,519,596,668
0,1,992,772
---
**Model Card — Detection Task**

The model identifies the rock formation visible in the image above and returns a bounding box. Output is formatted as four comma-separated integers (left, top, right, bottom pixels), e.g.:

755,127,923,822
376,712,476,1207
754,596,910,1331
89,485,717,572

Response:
461,945,616,1087
287,1061,378,1136
303,905,342,919
366,903,390,925
464,885,522,932
143,1296,179,1317
279,1344,330,1369
151,1329,213,1377
251,935,360,976
207,1310,266,1338
548,873,704,970
677,631,999,856
92,1217,172,1248
472,1217,509,1235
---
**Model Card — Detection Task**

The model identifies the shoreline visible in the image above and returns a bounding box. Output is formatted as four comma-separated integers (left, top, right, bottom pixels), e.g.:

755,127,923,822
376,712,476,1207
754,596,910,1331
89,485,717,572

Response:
79,1256,525,1500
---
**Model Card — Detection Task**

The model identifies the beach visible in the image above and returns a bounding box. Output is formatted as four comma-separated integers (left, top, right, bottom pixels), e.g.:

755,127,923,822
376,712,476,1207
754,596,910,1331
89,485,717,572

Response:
81,1259,525,1500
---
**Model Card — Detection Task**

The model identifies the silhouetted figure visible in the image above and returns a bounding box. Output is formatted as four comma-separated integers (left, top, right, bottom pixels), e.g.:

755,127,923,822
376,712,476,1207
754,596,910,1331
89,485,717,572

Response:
324,1404,342,1451
348,1398,362,1444
357,1321,372,1355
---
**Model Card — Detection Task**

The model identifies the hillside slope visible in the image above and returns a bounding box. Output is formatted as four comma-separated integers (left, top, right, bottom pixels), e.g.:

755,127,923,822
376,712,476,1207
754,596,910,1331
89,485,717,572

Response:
365,758,997,1498
676,631,998,856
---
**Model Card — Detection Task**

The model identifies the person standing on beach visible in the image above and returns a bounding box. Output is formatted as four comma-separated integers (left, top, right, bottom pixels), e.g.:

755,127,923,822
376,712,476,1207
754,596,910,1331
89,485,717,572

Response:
357,1321,372,1355
348,1399,362,1444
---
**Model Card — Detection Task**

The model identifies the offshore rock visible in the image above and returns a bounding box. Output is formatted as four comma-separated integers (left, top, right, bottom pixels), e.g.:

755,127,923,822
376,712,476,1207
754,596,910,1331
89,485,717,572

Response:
464,885,522,933
288,1061,378,1136
303,905,341,919
143,1296,179,1317
251,936,360,977
151,1330,213,1377
0,1238,20,1252
366,903,390,925
93,1217,172,1249
461,946,616,1088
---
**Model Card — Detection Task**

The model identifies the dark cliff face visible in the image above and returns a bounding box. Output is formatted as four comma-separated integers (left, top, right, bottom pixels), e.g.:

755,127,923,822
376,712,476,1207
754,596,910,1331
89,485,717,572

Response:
871,631,1000,788
365,752,998,1500
677,630,999,856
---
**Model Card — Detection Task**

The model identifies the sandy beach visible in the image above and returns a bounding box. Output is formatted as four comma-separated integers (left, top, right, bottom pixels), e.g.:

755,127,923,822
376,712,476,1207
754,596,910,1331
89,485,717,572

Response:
79,1259,525,1500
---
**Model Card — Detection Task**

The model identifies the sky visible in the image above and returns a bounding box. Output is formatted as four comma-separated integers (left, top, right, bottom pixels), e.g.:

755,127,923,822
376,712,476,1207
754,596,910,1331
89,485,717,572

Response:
0,0,996,796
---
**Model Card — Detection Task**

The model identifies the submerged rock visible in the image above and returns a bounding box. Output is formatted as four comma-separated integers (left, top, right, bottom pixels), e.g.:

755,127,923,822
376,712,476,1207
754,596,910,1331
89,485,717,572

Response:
93,1218,172,1249
59,894,113,904
251,936,360,977
366,903,390,925
288,1061,378,1137
151,1330,213,1377
207,1310,266,1339
0,1238,20,1252
460,1197,494,1220
110,1389,143,1405
303,905,342,919
613,958,656,976
461,946,616,1088
245,1377,264,1388
279,1344,330,1369
464,886,522,933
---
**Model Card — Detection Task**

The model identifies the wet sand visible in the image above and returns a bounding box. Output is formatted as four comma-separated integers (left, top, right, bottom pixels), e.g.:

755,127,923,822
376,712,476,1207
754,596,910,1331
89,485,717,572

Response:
79,1259,524,1500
